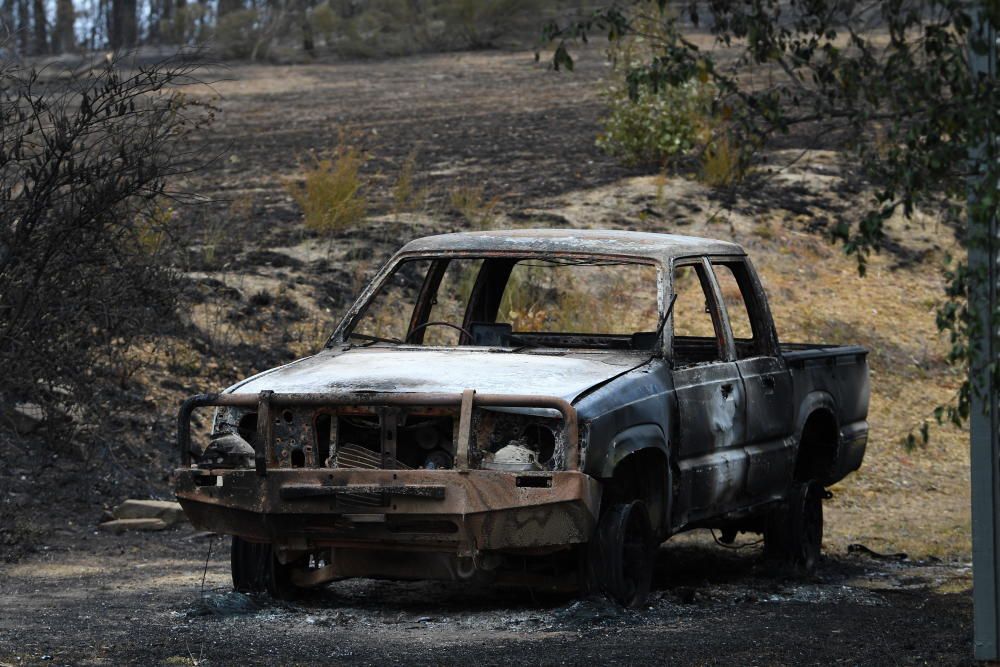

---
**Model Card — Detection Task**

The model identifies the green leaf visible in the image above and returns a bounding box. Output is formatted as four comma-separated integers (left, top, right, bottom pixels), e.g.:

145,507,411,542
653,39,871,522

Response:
553,42,574,72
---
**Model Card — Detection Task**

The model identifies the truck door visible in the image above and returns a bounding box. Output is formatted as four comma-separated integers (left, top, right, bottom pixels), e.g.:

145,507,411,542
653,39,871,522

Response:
670,258,748,522
709,258,795,502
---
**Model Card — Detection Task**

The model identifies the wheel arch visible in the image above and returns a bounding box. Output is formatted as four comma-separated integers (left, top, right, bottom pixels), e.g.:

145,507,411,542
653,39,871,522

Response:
597,424,673,538
794,395,840,484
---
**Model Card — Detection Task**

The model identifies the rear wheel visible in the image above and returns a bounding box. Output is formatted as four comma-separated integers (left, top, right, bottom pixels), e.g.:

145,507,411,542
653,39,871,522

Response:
231,536,301,599
586,500,656,607
764,481,824,574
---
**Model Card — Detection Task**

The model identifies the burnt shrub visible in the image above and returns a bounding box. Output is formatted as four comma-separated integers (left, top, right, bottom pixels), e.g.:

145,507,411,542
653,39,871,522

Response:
0,53,211,431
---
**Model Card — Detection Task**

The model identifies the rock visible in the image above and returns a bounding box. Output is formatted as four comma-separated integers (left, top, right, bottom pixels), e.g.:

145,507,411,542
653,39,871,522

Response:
98,518,169,533
7,402,45,434
112,499,187,526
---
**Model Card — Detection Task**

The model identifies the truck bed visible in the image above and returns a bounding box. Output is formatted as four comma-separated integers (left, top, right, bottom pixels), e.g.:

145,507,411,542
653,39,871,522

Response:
780,342,870,486
780,342,869,366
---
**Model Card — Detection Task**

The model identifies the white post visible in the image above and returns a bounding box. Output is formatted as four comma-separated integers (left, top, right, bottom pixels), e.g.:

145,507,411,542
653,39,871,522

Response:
969,9,1000,662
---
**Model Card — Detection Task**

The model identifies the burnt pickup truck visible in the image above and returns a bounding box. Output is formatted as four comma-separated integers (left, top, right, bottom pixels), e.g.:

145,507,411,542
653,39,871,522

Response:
175,230,869,606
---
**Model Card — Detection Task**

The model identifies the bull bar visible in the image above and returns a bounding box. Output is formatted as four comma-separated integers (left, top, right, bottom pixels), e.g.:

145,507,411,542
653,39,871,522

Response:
178,389,579,471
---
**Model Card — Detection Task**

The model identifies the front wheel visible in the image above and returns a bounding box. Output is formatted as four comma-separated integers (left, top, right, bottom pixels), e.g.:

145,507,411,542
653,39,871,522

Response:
764,481,824,574
586,500,656,607
231,536,301,599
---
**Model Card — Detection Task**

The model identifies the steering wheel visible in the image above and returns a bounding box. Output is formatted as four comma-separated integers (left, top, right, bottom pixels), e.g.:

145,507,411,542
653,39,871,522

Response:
405,320,475,343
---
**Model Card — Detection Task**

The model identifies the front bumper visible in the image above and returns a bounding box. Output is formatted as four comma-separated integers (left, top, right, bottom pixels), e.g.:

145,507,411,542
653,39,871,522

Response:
175,467,601,557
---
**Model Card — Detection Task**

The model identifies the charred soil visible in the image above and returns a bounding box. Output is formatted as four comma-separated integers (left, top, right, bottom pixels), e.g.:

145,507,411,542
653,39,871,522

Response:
0,526,973,665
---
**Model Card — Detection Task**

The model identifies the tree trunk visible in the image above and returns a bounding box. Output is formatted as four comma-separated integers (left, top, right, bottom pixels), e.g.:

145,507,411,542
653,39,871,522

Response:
169,0,184,42
109,0,136,49
52,0,75,53
15,0,28,54
154,0,171,42
217,0,242,17
147,0,159,43
0,0,14,47
300,2,314,54
31,0,46,54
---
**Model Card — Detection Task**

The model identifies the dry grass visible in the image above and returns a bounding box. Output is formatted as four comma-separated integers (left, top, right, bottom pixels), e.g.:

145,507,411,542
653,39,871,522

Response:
448,184,500,229
287,142,367,236
750,232,968,560
392,148,428,214
700,133,746,188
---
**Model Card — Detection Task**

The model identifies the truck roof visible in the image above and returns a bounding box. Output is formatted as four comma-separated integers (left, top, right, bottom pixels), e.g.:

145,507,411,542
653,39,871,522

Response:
398,229,745,262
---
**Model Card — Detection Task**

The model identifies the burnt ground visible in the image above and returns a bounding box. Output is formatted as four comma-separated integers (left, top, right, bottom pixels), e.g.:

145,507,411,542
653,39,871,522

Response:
0,43,976,665
0,526,972,666
176,48,640,251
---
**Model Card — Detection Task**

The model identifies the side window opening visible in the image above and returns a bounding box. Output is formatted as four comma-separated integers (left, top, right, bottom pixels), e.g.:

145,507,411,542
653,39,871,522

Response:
712,261,766,359
671,262,723,366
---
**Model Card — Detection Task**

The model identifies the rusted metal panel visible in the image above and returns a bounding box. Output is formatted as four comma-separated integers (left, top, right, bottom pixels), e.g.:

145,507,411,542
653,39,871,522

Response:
254,390,273,476
175,467,601,558
455,388,475,469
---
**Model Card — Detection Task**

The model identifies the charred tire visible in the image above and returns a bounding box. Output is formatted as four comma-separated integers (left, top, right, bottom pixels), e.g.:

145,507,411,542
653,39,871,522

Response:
587,500,656,607
230,536,301,599
764,481,824,574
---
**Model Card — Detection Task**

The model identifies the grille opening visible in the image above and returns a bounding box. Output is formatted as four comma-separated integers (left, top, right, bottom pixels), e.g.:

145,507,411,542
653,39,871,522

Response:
291,447,306,468
339,415,381,453
334,415,382,469
397,415,454,469
522,424,556,464
315,414,332,467
237,413,258,447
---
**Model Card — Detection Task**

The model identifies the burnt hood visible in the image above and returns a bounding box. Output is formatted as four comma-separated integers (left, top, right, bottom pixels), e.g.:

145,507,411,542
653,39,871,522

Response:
226,347,648,403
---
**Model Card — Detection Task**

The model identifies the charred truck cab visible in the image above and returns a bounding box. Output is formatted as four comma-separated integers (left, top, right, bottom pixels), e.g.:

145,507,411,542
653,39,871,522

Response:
174,230,870,606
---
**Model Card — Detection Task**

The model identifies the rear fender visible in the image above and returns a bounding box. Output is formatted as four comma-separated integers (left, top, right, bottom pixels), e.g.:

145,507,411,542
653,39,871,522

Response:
795,391,836,441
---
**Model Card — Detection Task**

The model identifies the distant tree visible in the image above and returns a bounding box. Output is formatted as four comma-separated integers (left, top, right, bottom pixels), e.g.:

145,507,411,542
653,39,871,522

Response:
52,0,75,52
109,0,138,49
30,0,45,53
15,0,28,53
217,0,243,17
0,0,12,43
299,0,315,53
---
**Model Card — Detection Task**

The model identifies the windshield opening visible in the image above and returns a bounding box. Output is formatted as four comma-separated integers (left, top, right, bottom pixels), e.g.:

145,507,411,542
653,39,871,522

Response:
345,255,661,351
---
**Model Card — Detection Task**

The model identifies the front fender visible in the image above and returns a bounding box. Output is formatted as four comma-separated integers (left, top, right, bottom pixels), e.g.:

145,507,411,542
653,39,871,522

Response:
595,423,669,479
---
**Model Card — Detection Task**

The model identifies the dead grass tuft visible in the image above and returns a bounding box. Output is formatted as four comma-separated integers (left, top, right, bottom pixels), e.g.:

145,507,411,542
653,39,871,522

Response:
700,133,748,188
448,184,500,229
287,140,367,237
392,148,428,214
